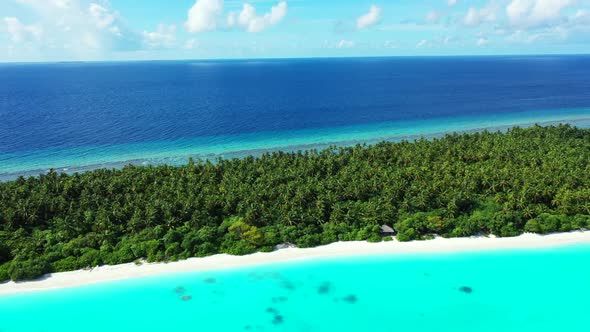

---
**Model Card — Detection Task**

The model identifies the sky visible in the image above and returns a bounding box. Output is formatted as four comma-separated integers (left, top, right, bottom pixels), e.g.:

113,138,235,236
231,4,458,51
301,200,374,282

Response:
1,0,589,62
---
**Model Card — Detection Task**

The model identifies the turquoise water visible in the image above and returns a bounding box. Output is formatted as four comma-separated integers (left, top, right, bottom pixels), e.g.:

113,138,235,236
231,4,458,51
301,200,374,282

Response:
2,107,590,180
2,244,590,332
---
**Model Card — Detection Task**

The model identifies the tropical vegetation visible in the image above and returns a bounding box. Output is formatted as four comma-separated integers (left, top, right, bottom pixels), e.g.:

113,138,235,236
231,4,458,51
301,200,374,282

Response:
1,125,589,282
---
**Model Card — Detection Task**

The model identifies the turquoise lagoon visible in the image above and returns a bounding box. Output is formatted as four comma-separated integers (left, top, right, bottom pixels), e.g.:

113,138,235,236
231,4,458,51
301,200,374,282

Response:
1,244,590,332
2,107,590,181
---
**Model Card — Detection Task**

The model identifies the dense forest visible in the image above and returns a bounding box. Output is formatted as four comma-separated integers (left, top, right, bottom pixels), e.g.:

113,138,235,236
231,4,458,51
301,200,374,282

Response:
1,125,590,282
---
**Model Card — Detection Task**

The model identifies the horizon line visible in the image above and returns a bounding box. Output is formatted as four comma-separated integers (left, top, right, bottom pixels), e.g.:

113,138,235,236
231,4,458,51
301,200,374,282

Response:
1,52,590,65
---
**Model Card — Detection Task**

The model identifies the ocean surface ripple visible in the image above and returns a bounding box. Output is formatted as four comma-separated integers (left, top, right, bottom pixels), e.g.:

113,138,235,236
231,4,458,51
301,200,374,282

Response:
1,56,590,179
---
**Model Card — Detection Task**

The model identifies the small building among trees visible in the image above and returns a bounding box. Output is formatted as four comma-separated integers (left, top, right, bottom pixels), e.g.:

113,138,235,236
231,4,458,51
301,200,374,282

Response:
380,225,396,236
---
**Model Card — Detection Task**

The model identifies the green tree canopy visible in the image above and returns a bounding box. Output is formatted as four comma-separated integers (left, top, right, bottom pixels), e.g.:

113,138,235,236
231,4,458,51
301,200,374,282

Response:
0,125,589,282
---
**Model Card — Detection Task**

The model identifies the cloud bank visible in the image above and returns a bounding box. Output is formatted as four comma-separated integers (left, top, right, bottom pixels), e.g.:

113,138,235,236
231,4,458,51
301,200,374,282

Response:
3,0,140,54
185,0,288,33
227,1,287,33
185,0,224,33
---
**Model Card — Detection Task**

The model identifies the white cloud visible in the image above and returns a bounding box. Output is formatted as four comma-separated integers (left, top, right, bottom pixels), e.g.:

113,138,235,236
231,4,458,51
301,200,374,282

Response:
3,17,43,43
448,0,458,6
506,29,526,42
5,0,140,53
109,25,121,36
143,24,176,48
506,0,531,24
337,39,355,48
463,2,499,27
463,3,498,27
53,0,72,9
227,1,288,33
498,0,588,45
416,39,429,48
322,39,356,49
14,0,72,9
81,31,100,49
442,35,455,45
477,37,491,46
383,40,397,48
414,35,458,49
506,25,570,44
506,0,575,28
185,0,224,33
88,3,115,29
357,5,382,29
573,9,590,24
495,28,508,35
184,39,199,49
463,8,479,26
379,22,449,32
186,0,287,33
426,10,443,24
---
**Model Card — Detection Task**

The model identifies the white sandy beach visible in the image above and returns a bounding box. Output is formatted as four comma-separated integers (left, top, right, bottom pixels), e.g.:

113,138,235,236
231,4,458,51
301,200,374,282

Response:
1,231,589,296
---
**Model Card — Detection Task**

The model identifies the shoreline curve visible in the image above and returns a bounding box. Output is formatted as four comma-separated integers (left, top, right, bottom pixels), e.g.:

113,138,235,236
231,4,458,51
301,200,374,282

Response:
1,231,589,296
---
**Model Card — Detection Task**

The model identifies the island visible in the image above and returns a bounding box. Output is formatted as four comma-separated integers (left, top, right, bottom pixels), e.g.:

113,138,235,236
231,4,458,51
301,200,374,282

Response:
1,125,589,283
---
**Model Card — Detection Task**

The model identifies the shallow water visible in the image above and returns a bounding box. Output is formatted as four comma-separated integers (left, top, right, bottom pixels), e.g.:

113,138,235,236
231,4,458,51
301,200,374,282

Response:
1,244,589,332
0,108,589,181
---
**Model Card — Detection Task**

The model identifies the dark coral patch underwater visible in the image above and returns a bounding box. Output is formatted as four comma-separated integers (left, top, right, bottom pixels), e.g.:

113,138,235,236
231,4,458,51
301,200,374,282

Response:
280,280,296,291
271,296,288,303
272,315,284,325
459,286,473,294
317,281,332,295
342,295,358,304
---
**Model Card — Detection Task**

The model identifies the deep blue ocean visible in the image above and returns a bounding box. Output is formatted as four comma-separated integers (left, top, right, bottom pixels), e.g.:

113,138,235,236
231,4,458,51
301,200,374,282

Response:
1,55,590,179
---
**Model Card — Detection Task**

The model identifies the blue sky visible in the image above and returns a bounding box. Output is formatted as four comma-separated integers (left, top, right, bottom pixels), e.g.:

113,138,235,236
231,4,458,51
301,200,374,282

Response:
1,0,589,62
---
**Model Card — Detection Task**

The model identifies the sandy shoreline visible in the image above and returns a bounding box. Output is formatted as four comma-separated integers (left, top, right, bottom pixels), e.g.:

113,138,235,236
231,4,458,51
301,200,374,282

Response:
1,231,589,296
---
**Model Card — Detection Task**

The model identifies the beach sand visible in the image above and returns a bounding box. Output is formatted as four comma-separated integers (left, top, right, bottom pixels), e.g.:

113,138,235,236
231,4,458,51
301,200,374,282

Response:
1,231,589,296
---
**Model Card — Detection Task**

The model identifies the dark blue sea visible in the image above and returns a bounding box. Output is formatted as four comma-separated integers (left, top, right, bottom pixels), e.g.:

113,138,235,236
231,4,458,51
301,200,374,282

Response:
1,56,590,179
